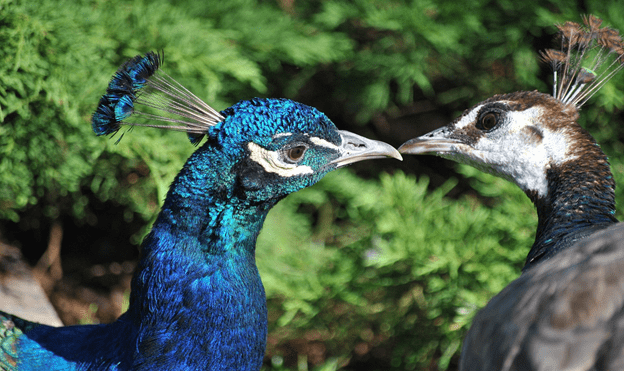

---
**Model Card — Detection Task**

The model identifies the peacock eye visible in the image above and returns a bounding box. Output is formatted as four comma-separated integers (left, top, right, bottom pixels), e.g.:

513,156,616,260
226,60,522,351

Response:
285,146,307,162
476,112,499,131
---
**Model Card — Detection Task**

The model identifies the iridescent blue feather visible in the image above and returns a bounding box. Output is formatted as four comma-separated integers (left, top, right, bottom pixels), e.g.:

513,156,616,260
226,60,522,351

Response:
92,51,224,143
122,52,161,90
2,51,400,371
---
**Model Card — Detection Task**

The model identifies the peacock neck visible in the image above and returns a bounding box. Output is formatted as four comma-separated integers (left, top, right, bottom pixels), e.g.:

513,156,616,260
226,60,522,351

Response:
524,142,618,270
125,145,273,370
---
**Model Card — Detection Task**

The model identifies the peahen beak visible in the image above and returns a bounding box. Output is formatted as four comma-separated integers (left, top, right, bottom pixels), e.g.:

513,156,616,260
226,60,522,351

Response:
398,126,463,155
330,130,402,167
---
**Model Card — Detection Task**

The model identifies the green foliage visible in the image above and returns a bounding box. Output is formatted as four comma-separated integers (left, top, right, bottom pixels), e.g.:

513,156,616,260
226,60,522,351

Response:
0,0,96,220
258,168,535,370
0,0,352,224
3,0,624,224
4,0,624,369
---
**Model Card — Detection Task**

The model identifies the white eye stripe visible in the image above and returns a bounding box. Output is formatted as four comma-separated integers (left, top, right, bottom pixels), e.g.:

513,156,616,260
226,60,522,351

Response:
455,104,484,129
457,100,518,130
247,142,313,177
273,132,293,139
271,133,336,149
310,137,338,149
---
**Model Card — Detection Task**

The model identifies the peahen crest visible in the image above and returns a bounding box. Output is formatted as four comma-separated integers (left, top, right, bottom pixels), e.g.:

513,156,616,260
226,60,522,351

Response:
92,51,225,144
540,15,624,108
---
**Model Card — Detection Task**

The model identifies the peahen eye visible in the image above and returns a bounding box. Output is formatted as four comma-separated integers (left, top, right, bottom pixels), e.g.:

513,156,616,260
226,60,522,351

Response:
285,146,307,162
476,112,499,131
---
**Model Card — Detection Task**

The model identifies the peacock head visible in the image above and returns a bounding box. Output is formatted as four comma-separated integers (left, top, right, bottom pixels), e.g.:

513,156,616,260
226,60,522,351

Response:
208,97,401,200
93,52,401,203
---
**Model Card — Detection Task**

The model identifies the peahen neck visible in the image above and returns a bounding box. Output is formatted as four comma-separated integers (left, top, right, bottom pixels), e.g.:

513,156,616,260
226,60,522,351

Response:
126,143,274,370
524,134,618,270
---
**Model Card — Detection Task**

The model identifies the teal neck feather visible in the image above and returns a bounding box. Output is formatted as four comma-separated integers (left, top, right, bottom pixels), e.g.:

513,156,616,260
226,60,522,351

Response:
127,143,272,370
12,142,273,371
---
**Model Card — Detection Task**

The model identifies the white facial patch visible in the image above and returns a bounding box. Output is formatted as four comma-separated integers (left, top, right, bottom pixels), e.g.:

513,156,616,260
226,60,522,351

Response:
247,142,313,177
456,100,525,129
458,106,576,198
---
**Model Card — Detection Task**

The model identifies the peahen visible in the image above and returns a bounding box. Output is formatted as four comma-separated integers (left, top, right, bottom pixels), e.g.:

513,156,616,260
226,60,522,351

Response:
0,52,401,370
400,16,624,370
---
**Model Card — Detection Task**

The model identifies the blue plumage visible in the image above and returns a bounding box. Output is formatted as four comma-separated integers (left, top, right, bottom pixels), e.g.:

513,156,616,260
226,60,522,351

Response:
122,52,161,90
1,52,401,370
92,52,163,137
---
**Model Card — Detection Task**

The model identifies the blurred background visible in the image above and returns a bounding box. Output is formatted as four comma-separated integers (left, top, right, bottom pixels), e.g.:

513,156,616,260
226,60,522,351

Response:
1,0,624,369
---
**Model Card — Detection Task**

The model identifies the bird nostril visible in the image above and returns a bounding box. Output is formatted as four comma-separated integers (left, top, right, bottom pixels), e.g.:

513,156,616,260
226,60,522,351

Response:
345,141,366,149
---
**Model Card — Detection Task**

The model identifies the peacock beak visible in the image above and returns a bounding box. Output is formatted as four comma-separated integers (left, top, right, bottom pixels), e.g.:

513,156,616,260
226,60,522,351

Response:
398,126,463,155
330,130,402,167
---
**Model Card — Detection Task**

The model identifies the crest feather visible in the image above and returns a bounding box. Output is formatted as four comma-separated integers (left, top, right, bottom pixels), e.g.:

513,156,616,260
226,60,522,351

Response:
92,51,225,144
541,15,624,108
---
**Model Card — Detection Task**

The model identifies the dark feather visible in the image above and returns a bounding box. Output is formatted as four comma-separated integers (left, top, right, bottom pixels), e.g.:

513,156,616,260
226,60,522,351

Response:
398,15,624,371
461,224,624,371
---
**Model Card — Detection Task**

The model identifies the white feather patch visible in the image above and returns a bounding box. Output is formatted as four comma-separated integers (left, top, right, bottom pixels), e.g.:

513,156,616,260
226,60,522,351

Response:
455,104,485,129
273,132,293,139
247,142,313,177
310,137,339,149
467,106,576,197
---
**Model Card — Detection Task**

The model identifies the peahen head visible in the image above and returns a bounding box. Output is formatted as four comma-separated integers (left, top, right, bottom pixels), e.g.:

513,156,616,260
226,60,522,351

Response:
399,15,623,202
399,16,623,267
399,90,592,199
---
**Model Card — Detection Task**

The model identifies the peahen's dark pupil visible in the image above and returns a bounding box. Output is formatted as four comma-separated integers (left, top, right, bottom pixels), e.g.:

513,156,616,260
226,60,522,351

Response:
477,113,498,131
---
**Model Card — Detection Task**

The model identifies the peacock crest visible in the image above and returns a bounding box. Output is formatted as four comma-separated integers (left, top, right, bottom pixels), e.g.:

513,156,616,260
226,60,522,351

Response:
540,15,624,108
92,51,225,144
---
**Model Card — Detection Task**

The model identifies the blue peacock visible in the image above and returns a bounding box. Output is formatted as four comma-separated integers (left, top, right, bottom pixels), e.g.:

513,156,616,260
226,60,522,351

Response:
0,52,401,370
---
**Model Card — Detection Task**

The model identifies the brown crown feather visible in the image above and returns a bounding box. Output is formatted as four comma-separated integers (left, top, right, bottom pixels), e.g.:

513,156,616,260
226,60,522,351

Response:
540,15,624,108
